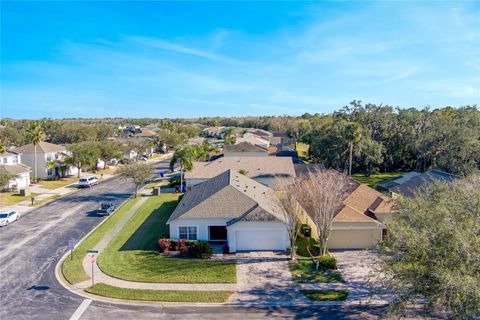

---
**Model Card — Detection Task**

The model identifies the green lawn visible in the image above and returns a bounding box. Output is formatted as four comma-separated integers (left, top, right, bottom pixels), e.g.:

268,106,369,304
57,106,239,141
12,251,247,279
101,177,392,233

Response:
351,172,404,189
97,194,236,284
38,177,78,189
86,283,233,303
290,259,344,283
29,194,60,206
62,197,140,284
301,289,349,301
0,192,40,205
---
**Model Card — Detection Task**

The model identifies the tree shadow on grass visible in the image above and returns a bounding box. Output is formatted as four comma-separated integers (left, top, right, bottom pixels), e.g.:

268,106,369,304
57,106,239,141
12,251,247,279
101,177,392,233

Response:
119,200,178,251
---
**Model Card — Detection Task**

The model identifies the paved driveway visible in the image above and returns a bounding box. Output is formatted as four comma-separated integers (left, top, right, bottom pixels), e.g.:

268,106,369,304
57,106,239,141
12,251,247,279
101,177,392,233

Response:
230,252,309,305
331,250,386,301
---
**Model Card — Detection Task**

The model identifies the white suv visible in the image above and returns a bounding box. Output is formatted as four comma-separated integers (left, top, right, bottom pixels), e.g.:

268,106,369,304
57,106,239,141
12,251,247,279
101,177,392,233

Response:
78,176,99,188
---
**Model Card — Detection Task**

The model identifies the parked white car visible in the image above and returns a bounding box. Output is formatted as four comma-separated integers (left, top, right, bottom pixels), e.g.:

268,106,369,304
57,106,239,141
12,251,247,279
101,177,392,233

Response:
78,176,99,188
0,211,20,226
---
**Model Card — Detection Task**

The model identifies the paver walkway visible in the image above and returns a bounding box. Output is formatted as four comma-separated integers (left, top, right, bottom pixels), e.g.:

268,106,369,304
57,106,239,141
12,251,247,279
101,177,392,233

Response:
230,252,309,304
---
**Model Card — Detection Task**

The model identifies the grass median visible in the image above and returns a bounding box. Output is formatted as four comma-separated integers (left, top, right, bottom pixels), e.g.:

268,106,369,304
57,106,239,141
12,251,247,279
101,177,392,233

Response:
301,289,349,301
62,197,140,284
86,283,233,303
97,194,236,284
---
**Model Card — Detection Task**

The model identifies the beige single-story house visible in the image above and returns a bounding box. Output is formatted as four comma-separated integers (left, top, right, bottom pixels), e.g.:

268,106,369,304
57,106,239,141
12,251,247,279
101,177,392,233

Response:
298,180,394,250
185,156,296,188
236,133,270,148
168,170,290,253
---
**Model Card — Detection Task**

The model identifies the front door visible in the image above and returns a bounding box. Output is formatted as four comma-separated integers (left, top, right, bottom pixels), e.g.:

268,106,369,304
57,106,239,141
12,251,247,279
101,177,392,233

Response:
209,226,227,241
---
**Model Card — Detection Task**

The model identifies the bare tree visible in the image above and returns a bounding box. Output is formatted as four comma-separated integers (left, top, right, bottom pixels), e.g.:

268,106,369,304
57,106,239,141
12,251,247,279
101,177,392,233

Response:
273,177,302,260
290,169,351,256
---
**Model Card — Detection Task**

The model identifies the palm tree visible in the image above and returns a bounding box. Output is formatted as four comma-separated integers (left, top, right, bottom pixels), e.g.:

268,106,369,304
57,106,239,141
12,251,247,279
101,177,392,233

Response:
343,122,362,176
191,140,217,161
27,123,46,181
222,127,236,145
169,146,193,192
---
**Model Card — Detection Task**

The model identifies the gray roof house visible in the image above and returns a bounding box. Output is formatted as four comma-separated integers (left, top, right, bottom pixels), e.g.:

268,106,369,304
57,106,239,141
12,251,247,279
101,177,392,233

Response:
167,170,289,252
223,142,268,157
184,156,296,187
380,169,460,198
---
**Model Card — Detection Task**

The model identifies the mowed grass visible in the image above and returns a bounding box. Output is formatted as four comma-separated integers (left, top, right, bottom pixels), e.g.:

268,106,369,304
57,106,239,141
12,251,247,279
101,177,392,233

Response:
38,177,78,189
62,197,140,284
29,194,60,206
97,194,236,284
0,192,39,205
351,172,404,189
290,259,344,283
301,289,349,301
86,283,233,303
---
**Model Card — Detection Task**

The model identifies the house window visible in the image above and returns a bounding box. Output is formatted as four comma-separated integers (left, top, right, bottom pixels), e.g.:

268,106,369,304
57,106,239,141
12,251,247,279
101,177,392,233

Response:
179,226,197,240
2,158,7,164
47,155,52,161
54,153,59,160
12,156,18,164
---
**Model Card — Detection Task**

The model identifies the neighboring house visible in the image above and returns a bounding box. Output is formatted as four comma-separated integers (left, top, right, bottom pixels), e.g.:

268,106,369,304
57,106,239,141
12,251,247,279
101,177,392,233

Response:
379,169,460,198
236,133,270,148
270,131,297,152
248,128,273,138
0,151,31,189
201,126,226,139
223,142,268,157
12,142,78,179
168,170,290,253
185,156,296,187
298,177,393,250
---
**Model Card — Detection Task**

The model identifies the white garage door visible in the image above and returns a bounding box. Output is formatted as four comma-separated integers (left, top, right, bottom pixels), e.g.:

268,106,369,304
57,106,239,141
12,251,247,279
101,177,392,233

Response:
235,229,285,251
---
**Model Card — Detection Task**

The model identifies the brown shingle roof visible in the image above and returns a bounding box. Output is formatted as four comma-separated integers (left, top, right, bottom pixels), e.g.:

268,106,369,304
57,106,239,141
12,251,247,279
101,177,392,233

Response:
185,157,295,180
13,142,66,154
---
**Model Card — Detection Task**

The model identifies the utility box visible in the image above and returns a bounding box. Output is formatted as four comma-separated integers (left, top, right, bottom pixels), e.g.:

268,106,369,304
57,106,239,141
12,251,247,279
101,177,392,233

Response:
152,187,161,196
19,188,31,197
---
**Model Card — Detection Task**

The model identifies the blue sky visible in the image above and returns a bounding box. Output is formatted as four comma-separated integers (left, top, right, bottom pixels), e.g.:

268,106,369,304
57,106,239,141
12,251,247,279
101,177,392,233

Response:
1,1,479,119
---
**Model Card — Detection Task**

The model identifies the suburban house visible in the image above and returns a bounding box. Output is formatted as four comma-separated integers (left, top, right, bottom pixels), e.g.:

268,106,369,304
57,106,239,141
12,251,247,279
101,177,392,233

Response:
0,151,31,190
248,128,273,139
378,169,460,198
236,133,270,148
298,177,394,249
201,126,226,139
167,170,290,253
223,142,268,157
185,156,296,188
12,142,78,179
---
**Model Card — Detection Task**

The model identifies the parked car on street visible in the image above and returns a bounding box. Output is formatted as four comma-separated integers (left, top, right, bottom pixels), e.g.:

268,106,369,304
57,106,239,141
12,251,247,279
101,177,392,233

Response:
97,202,115,216
0,211,20,226
78,176,99,188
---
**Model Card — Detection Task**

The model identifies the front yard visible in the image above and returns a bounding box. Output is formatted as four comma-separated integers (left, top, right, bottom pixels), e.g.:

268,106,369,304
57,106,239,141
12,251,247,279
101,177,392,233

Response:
37,177,78,189
291,234,344,283
0,192,39,205
97,195,236,284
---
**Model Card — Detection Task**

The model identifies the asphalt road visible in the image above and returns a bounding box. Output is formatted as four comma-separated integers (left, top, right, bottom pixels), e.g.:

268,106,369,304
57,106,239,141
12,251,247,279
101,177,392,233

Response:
0,159,386,319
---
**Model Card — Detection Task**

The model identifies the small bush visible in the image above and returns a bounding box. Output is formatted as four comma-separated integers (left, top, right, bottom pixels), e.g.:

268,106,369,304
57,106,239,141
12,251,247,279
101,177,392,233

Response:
176,239,188,254
158,238,171,253
189,241,213,259
318,255,337,269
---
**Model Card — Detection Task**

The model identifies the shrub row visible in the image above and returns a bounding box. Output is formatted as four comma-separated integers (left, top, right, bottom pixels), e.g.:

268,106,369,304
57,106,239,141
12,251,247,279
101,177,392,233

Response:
157,238,213,259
